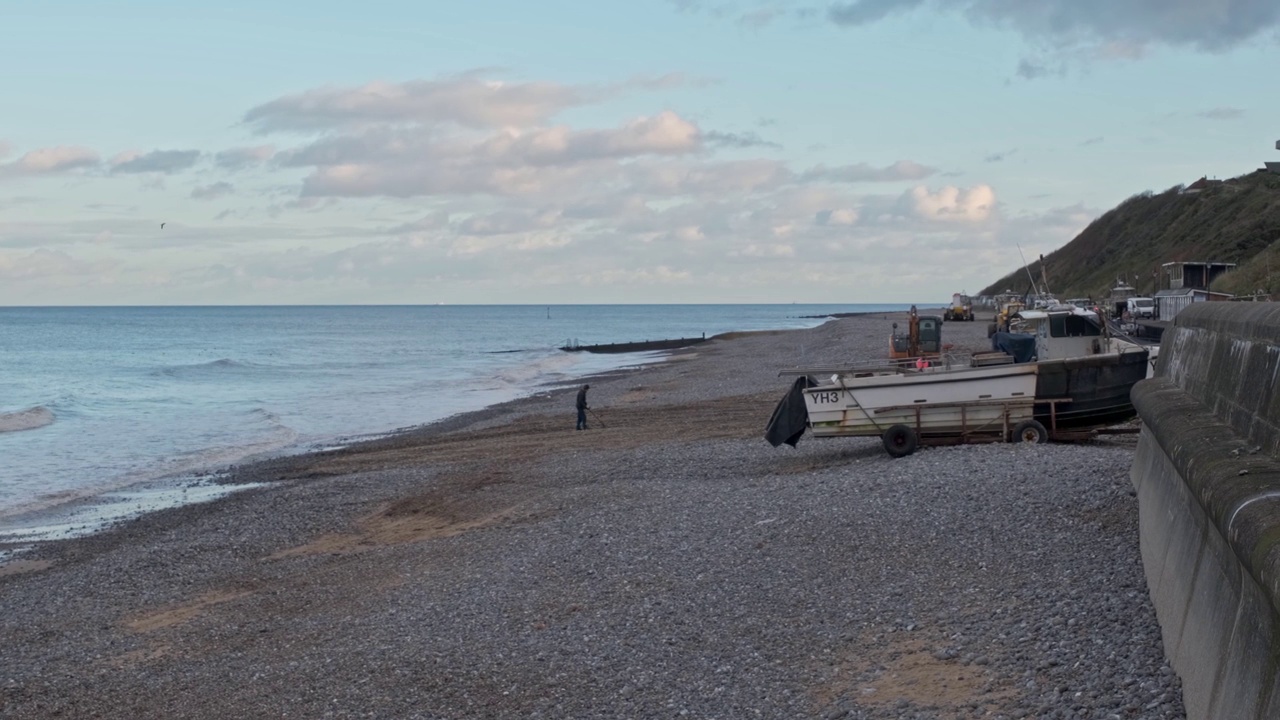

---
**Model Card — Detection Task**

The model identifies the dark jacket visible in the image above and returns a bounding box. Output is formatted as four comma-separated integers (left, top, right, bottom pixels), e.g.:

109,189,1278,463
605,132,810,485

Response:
576,386,589,410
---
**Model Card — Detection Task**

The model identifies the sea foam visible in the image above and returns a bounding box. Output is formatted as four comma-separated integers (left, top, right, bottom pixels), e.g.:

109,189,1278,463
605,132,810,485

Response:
0,406,55,433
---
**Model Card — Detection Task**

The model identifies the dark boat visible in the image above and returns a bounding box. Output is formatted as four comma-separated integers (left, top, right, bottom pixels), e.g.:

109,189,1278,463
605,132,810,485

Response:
1032,349,1149,430
997,304,1150,431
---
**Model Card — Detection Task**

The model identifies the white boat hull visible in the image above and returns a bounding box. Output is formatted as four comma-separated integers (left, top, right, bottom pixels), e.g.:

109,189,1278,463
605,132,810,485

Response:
803,364,1039,438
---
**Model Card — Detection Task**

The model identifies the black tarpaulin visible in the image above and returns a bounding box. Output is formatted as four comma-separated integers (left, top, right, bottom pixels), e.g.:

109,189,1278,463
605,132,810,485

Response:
765,375,815,448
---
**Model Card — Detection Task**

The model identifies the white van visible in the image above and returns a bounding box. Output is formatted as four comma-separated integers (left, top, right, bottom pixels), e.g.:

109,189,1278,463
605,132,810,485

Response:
1127,297,1156,319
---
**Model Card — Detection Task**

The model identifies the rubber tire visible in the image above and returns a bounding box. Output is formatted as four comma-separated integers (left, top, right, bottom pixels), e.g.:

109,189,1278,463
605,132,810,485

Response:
987,322,997,338
882,424,919,458
1011,419,1048,444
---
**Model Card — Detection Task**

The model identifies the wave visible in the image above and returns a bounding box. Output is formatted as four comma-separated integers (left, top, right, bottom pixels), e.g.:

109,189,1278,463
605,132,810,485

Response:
154,358,268,378
0,408,299,521
486,351,580,387
0,406,55,433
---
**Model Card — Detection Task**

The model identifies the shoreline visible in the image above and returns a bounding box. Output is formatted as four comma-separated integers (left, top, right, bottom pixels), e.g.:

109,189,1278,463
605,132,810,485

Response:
0,312,1182,718
0,311,856,559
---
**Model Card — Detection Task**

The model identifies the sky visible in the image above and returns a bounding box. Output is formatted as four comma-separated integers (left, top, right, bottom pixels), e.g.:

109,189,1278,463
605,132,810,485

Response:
1,0,1278,305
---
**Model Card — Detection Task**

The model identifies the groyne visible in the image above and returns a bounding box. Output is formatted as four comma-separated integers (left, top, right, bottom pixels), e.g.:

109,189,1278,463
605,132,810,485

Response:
1131,302,1280,719
559,336,708,353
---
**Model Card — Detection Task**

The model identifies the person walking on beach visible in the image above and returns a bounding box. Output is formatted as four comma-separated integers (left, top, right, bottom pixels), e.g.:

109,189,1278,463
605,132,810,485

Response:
576,384,590,430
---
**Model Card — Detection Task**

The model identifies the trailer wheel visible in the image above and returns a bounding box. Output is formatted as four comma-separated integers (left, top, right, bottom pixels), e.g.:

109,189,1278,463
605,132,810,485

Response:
882,424,918,457
1011,420,1048,444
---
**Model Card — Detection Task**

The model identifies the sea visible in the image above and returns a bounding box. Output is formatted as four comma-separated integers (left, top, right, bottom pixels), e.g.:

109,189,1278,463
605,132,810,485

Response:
0,304,917,547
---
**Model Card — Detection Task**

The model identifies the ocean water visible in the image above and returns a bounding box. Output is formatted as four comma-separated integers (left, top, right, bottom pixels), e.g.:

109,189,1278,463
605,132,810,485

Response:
0,304,914,526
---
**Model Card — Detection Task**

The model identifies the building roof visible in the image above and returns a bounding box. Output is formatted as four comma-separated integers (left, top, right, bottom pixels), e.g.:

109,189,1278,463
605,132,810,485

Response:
1154,288,1233,299
1160,261,1237,269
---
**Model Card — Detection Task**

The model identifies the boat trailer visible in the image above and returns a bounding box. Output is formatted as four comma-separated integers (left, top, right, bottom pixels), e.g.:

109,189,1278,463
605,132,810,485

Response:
832,396,1136,458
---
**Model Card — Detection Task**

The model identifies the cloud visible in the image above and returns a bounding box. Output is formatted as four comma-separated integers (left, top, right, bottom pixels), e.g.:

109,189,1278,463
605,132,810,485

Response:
458,209,561,236
827,0,1280,56
110,149,201,174
242,71,704,136
215,145,275,170
191,181,234,200
903,184,996,222
705,130,782,149
799,160,936,183
0,248,110,281
1,145,100,175
244,74,590,133
0,69,1015,304
984,149,1017,163
829,0,925,26
0,140,11,160
1196,106,1245,120
1079,136,1104,146
283,113,714,198
816,208,859,225
477,110,701,162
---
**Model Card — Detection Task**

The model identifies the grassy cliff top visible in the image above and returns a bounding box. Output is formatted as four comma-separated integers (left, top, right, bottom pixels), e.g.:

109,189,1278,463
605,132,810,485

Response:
980,170,1280,300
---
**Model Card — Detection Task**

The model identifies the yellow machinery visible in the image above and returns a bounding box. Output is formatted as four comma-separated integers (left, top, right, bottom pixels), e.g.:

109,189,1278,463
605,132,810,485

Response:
943,293,974,322
988,295,1026,338
890,306,944,361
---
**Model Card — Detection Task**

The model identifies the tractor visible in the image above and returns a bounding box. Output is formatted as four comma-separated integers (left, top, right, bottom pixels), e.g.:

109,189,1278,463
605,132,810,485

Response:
943,293,975,322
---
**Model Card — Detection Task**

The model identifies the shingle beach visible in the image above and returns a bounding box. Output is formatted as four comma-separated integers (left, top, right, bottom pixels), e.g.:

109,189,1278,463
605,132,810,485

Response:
0,313,1185,719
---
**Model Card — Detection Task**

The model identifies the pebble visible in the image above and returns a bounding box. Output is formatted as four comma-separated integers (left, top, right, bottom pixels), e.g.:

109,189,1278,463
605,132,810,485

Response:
0,314,1184,719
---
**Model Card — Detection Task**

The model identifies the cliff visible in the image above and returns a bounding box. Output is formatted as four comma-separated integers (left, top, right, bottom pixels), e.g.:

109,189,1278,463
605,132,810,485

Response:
979,170,1280,299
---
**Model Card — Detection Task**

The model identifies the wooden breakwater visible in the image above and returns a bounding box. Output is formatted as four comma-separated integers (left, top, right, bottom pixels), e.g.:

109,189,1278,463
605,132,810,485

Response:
559,335,708,354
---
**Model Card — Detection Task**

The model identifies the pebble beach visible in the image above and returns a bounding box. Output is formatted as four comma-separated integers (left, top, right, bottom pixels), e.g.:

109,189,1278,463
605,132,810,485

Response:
0,312,1185,719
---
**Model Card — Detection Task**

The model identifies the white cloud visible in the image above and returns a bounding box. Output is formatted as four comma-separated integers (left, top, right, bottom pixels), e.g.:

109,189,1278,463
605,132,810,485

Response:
904,184,996,222
243,72,697,134
244,75,588,133
671,225,706,242
2,146,100,175
823,208,859,225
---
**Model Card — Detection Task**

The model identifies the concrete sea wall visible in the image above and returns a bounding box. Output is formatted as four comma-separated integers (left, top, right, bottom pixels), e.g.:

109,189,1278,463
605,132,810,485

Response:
1131,302,1280,719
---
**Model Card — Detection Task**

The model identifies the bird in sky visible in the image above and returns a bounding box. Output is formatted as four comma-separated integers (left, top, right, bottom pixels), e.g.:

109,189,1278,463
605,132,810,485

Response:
160,223,166,229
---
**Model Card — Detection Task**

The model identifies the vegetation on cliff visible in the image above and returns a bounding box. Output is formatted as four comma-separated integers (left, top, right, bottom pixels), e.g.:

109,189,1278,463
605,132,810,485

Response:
979,170,1280,300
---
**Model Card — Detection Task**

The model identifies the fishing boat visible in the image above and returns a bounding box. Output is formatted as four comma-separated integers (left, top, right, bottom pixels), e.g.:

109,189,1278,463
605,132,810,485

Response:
1003,304,1150,430
766,303,1149,456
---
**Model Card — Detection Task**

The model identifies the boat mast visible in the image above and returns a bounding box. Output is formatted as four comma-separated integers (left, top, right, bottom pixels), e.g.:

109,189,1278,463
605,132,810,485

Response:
1016,244,1041,298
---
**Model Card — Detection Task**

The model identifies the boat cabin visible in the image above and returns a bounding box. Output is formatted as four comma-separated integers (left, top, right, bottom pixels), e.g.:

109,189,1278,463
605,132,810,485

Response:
1015,305,1104,361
